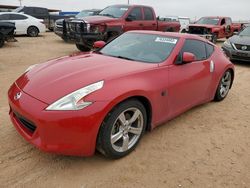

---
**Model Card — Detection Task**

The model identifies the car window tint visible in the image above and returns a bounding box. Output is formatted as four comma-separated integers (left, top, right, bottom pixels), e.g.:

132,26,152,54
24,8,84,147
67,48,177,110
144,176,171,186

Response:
0,14,10,20
34,8,47,14
181,39,207,61
10,14,27,20
205,43,214,58
143,7,154,20
129,7,142,20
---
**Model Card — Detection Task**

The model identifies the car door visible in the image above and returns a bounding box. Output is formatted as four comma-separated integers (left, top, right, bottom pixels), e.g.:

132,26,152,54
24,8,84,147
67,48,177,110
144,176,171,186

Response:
168,39,214,118
124,7,144,31
9,14,28,35
142,7,157,30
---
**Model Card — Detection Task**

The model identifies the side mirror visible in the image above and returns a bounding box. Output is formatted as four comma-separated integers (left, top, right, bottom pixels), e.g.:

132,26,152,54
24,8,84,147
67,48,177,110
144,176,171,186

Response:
93,41,106,49
182,52,196,63
126,15,136,21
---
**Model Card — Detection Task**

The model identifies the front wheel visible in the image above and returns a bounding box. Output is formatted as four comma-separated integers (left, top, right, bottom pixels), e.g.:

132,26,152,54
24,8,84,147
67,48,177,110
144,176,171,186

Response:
75,44,91,52
214,70,233,101
97,99,147,159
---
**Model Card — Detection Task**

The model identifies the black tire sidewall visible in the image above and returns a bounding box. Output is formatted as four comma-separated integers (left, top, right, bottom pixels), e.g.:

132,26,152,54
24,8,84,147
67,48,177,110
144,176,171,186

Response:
212,34,218,43
28,27,39,37
98,99,147,159
76,44,91,52
214,70,232,101
0,34,4,48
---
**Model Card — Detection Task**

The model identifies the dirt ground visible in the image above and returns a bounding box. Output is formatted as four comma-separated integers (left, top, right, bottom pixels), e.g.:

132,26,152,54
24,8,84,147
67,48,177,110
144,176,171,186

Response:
0,32,250,188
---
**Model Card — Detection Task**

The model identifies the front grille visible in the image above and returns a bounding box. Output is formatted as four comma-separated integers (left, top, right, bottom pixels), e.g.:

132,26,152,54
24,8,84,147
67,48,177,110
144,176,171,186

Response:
189,26,209,35
233,44,250,51
14,112,36,133
65,21,87,34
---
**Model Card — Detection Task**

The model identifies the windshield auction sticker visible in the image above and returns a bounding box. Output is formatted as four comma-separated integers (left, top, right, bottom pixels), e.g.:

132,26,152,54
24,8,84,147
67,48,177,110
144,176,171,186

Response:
155,37,178,44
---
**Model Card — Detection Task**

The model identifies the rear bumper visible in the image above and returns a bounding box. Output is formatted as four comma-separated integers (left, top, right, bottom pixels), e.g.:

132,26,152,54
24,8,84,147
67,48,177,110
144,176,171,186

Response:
8,83,110,156
222,46,250,62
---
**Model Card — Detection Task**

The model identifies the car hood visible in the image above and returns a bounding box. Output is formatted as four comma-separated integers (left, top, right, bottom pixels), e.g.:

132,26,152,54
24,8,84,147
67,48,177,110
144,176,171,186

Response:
189,24,217,29
229,35,250,45
78,15,117,24
16,53,156,104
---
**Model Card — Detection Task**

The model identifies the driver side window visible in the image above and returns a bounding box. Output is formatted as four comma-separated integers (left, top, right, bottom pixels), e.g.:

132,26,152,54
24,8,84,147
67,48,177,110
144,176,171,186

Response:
128,7,143,20
221,18,226,25
178,39,207,63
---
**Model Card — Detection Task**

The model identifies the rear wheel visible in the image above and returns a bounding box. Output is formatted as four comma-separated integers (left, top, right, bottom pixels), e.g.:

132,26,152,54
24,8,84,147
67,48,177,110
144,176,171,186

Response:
27,26,39,37
97,99,147,159
75,44,91,52
214,70,232,101
211,33,218,44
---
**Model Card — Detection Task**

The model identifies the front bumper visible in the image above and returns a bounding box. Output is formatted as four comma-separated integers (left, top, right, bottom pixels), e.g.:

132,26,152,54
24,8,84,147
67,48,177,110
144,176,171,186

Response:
222,45,250,62
8,83,110,156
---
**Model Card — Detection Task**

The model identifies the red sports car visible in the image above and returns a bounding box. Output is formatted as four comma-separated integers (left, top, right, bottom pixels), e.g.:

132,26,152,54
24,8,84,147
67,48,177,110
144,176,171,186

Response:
8,31,234,158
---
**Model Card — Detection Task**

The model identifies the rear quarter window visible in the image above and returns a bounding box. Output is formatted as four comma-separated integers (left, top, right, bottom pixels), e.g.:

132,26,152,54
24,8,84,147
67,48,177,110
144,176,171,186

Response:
181,39,207,61
205,43,214,58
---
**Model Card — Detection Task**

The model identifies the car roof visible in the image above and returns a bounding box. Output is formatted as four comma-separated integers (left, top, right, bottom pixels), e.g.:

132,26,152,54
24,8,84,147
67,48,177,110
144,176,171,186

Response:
128,30,213,43
0,12,35,18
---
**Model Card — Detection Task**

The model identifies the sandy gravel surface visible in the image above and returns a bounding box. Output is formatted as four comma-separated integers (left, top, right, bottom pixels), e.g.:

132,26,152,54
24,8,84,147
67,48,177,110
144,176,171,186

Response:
0,33,250,188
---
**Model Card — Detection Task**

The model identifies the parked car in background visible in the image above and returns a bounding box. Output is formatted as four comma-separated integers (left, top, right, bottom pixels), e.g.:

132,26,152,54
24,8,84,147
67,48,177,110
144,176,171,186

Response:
66,4,181,51
54,9,101,41
0,12,46,37
13,6,66,31
0,22,16,48
188,16,242,43
222,25,250,62
8,31,234,158
159,16,190,33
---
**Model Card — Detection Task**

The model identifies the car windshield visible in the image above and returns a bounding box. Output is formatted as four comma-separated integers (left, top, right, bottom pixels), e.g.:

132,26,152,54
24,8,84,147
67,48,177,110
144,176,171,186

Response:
13,6,24,12
99,33,178,63
99,5,129,18
196,18,219,25
75,10,96,18
239,27,250,36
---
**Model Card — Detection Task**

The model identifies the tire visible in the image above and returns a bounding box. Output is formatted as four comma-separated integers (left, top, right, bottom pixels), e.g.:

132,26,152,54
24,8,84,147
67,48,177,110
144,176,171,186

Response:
97,99,147,159
76,44,91,52
0,34,4,48
211,33,218,44
27,26,39,37
214,70,232,101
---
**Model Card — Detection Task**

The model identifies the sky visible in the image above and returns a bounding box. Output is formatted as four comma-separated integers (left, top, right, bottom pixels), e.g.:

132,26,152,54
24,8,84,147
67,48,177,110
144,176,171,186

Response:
1,0,249,21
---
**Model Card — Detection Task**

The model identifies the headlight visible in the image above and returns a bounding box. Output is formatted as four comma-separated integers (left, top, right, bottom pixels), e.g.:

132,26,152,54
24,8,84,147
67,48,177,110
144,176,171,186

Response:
25,64,38,73
46,80,104,111
223,40,232,48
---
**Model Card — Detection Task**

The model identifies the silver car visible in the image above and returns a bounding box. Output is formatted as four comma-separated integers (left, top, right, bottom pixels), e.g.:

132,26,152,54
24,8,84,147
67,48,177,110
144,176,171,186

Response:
222,25,250,62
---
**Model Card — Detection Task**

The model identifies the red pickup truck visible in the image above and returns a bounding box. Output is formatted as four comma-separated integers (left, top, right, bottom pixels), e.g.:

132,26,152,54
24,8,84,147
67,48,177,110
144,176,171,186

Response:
66,4,180,51
188,16,242,43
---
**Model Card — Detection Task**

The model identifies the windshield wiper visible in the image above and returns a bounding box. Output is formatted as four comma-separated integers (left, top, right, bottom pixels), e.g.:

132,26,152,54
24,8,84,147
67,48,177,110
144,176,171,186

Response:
99,13,115,18
115,56,135,61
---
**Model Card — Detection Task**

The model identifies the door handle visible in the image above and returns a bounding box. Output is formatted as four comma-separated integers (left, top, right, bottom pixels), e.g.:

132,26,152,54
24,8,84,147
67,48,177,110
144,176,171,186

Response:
152,23,156,26
139,23,144,26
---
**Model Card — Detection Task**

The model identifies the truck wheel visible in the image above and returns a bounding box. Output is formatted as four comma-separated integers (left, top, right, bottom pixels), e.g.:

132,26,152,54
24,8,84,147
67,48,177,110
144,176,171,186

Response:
166,28,174,32
27,26,39,37
0,34,4,48
76,44,91,52
211,34,218,44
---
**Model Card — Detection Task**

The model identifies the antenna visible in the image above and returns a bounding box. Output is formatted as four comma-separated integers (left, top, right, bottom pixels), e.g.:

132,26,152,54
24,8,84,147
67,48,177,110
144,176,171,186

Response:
18,0,22,6
128,0,130,4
